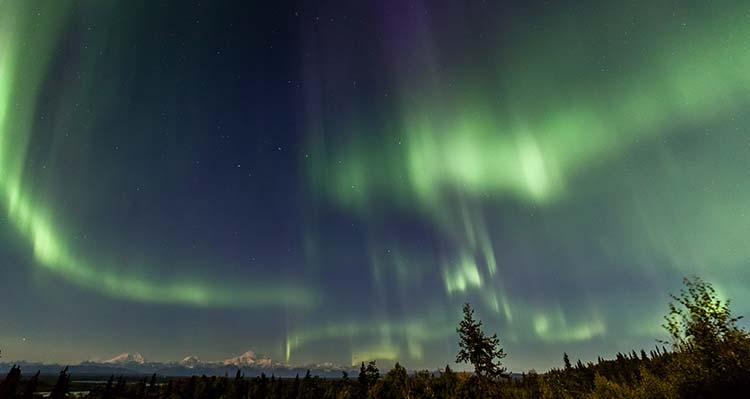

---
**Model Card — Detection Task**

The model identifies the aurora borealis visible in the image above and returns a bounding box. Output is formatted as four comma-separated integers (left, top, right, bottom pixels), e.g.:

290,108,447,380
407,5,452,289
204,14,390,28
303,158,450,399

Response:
2,0,750,371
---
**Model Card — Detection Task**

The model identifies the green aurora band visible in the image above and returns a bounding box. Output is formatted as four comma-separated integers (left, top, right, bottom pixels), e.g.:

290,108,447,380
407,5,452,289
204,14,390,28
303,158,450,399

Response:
294,2,750,364
0,1,316,309
311,5,750,211
3,0,750,369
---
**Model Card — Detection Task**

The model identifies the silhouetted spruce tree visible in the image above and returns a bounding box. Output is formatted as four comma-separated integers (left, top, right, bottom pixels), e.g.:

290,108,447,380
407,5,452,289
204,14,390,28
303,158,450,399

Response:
272,375,283,399
115,375,128,397
366,361,379,379
288,374,300,399
410,370,432,399
563,353,572,370
181,376,197,399
135,376,148,399
433,365,457,398
101,375,115,399
456,303,507,379
48,366,70,399
251,373,268,399
22,370,39,399
357,361,379,399
376,362,409,399
1,365,22,398
357,361,367,399
147,373,157,398
161,379,173,399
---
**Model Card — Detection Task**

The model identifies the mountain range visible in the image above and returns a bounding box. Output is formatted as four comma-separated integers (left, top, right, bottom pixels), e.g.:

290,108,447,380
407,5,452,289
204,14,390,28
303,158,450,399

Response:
2,350,355,378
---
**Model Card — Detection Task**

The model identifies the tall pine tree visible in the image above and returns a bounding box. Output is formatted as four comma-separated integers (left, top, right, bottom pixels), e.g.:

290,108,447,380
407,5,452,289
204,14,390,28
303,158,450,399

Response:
456,303,507,379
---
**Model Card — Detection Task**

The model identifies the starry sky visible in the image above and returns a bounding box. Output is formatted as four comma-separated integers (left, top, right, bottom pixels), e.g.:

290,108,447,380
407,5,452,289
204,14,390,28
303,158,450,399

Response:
1,0,750,372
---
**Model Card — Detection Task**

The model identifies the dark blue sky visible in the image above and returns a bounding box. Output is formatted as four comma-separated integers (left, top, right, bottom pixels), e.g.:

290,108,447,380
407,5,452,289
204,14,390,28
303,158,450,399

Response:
1,0,750,371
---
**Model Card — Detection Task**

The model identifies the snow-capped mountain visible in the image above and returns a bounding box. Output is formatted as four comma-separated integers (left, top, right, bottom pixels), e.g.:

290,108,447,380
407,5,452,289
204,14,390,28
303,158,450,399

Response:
223,350,257,366
103,352,145,365
255,356,274,368
222,350,278,368
26,349,355,378
179,355,203,368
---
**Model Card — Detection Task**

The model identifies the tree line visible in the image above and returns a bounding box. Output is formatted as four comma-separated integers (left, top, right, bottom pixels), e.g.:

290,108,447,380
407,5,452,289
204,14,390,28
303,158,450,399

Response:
1,276,749,398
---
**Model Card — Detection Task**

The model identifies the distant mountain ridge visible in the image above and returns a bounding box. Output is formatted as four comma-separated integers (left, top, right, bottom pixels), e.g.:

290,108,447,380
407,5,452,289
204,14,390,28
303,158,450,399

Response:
103,352,146,365
179,355,202,368
1,350,355,378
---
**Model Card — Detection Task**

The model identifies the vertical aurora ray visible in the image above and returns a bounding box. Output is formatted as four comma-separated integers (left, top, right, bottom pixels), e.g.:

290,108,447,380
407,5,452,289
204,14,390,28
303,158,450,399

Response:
3,0,750,371
289,0,750,368
313,11,750,210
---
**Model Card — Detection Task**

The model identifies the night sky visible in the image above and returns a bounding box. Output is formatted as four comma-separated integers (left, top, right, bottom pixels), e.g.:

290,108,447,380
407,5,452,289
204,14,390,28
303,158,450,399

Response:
2,0,750,371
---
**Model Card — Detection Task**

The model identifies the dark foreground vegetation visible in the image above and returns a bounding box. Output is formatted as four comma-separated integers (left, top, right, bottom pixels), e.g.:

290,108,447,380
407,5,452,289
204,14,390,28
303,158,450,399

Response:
2,276,749,398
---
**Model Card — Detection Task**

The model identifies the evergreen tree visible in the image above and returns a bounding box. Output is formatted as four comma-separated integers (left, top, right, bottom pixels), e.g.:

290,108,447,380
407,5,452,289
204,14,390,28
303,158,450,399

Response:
376,362,409,399
357,361,379,399
288,374,300,399
48,366,70,399
181,376,197,399
298,369,312,399
101,375,115,399
162,379,173,399
22,370,39,399
253,373,269,399
116,375,128,397
365,361,379,381
434,364,457,398
357,361,367,397
272,375,283,399
1,365,22,398
456,303,507,379
148,373,158,398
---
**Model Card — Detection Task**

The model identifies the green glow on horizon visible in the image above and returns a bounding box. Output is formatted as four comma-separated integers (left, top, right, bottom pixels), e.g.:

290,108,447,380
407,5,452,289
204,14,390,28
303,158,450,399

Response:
285,303,611,365
285,311,458,363
351,344,400,366
532,309,607,344
0,2,316,309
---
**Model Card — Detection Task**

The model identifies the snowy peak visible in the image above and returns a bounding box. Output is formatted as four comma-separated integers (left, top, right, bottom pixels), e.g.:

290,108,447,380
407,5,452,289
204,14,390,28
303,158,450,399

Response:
103,352,145,365
96,350,283,370
223,350,257,366
180,355,203,368
61,350,352,377
255,356,273,368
